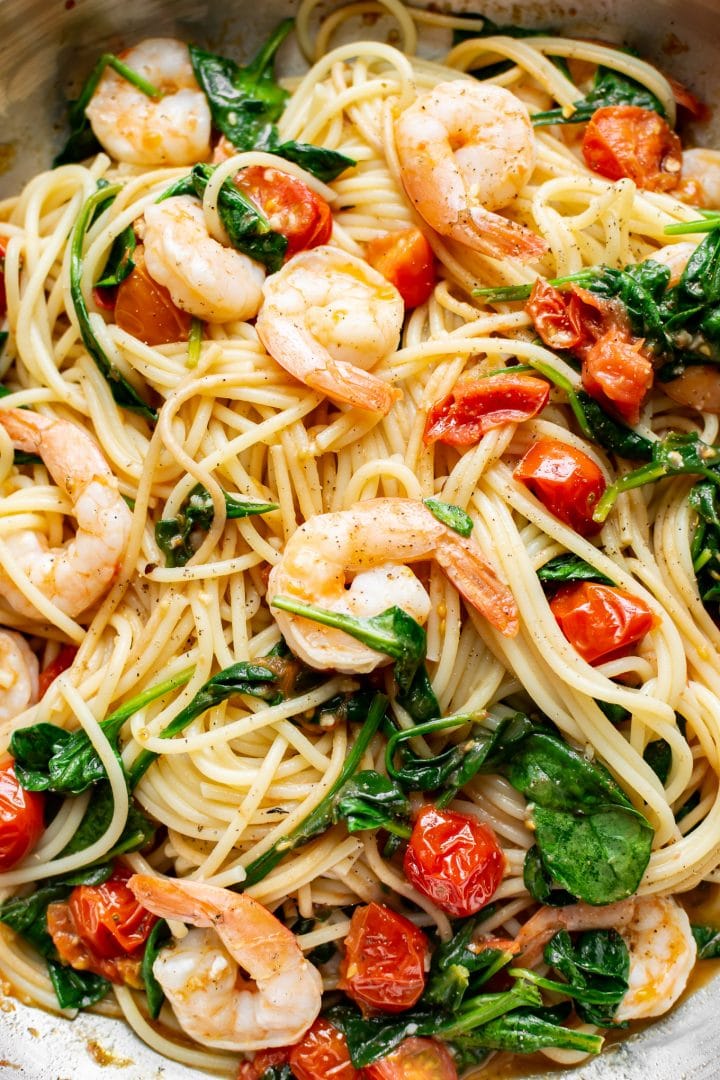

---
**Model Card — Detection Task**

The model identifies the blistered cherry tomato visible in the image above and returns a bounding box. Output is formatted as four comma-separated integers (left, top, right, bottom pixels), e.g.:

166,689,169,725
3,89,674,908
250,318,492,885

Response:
339,902,428,1013
289,1017,360,1080
424,372,549,446
364,1038,458,1080
550,581,656,664
514,438,606,537
38,644,78,698
236,1048,292,1080
582,106,682,192
0,755,45,871
366,227,436,308
68,863,157,959
114,246,192,346
582,330,653,426
236,166,333,258
526,279,596,353
403,806,505,918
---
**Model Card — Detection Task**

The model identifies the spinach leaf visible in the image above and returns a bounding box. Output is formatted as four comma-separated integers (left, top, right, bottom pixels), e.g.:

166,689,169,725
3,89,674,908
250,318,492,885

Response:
424,497,474,537
155,480,278,567
532,66,665,127
423,916,515,1010
597,701,632,725
395,663,440,724
537,553,615,587
142,919,171,1018
331,769,411,836
452,14,549,46
309,689,377,728
523,845,575,907
242,694,387,887
47,961,110,1010
70,185,157,421
575,390,654,460
690,480,720,604
95,224,136,287
644,738,672,784
692,924,720,959
270,597,427,695
258,1068,293,1080
451,1004,604,1055
59,783,155,860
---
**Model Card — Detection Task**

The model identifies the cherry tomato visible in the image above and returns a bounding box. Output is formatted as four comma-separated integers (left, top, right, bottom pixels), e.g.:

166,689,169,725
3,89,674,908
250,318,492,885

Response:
514,438,606,537
114,245,192,346
38,644,78,698
582,330,653,426
0,755,45,871
47,896,144,987
235,166,333,258
550,581,656,664
338,902,428,1014
403,806,505,918
92,284,118,311
364,1038,458,1080
424,372,549,446
237,1048,291,1080
366,228,436,308
68,863,157,959
582,106,682,192
289,1018,360,1080
526,279,594,352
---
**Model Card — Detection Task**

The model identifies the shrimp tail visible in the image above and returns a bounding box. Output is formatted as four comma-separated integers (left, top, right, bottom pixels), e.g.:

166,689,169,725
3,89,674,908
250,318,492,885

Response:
465,207,548,261
306,359,402,415
435,534,519,637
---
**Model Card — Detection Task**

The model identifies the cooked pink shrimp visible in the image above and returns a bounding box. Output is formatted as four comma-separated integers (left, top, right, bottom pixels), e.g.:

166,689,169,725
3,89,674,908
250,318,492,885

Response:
395,81,547,261
128,875,322,1051
267,498,519,673
0,630,38,724
515,896,696,1021
646,241,697,286
256,246,404,415
0,410,132,619
85,39,211,166
682,147,720,209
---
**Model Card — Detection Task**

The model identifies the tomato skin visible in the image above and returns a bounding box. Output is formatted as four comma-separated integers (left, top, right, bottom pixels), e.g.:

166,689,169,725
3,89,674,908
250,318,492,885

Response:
289,1018,360,1080
582,330,653,426
236,165,333,258
114,246,192,346
424,372,549,447
338,902,428,1014
550,581,656,664
38,644,78,698
364,1038,458,1080
582,106,682,192
236,1048,292,1080
403,806,504,918
366,228,436,309
0,755,45,871
514,438,606,537
68,864,157,959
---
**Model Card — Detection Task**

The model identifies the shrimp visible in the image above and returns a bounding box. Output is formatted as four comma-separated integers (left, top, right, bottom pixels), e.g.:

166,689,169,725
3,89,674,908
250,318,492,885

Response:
142,196,266,323
395,81,547,261
646,240,698,286
0,409,132,619
85,39,211,166
267,498,519,674
127,875,322,1051
514,895,696,1021
256,246,404,415
0,630,38,724
681,147,720,209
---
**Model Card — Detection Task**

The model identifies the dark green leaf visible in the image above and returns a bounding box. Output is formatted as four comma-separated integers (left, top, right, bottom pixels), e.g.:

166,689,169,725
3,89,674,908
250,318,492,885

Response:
0,864,112,958
267,138,355,183
47,960,110,1010
576,391,654,460
532,66,665,127
59,784,155,860
692,924,720,959
522,846,575,907
597,700,631,725
395,663,440,724
643,739,672,784
424,497,474,537
155,481,278,567
95,224,136,287
142,918,171,1018
331,769,410,835
538,928,630,1025
424,916,514,1010
308,689,376,727
537,553,615,587
451,1004,603,1055
453,14,549,46
258,1067,293,1080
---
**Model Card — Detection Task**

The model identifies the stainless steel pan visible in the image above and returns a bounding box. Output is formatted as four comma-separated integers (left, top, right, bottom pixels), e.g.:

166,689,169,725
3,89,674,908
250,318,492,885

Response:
0,0,719,1075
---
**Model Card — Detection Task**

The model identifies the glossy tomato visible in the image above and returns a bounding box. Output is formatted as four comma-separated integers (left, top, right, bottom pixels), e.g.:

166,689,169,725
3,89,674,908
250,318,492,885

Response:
289,1017,360,1080
514,438,606,537
403,806,504,918
582,106,682,192
0,755,45,871
237,1048,291,1080
38,644,78,698
236,165,333,258
366,228,436,308
68,863,157,959
114,246,192,346
424,372,549,446
364,1038,458,1080
582,330,653,426
338,902,428,1013
550,581,656,664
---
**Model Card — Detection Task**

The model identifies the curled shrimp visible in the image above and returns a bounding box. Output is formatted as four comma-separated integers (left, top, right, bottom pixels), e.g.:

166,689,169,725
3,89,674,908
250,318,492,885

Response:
514,895,696,1021
682,147,720,209
128,875,322,1051
0,409,133,620
256,246,404,415
142,196,266,323
267,498,519,674
0,630,38,724
85,39,211,166
395,81,547,261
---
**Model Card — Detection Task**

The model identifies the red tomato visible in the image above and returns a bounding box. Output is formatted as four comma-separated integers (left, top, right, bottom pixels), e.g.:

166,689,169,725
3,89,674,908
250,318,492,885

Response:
237,1049,291,1080
526,279,595,352
514,438,606,537
115,246,192,346
364,1038,458,1080
0,755,45,871
289,1018,360,1080
582,106,682,192
92,284,118,311
366,228,436,308
38,644,78,698
338,902,428,1014
582,330,653,426
403,806,504,918
236,166,333,258
68,864,157,959
424,372,549,446
550,581,656,664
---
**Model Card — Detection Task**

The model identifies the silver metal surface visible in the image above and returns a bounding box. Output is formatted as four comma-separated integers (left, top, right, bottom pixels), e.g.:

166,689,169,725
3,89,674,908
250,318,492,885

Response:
0,0,719,1075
